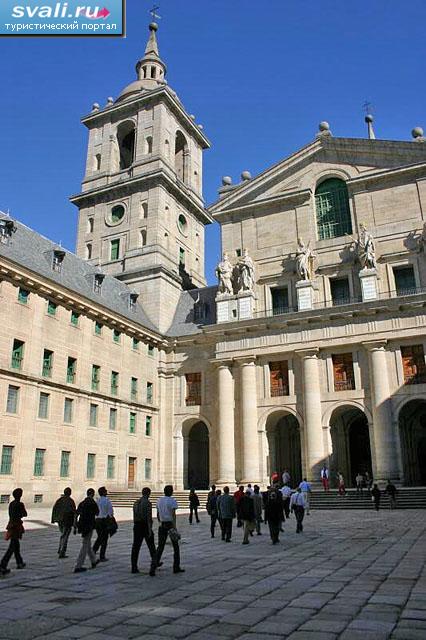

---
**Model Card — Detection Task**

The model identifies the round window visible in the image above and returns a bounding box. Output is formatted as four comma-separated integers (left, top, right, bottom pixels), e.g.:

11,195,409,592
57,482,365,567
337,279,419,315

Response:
110,204,125,224
178,214,188,234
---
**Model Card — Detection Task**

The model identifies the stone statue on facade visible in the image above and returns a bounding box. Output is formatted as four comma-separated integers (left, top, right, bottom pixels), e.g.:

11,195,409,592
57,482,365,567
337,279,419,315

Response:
357,223,377,270
237,248,255,292
417,222,426,253
295,237,315,281
215,252,234,295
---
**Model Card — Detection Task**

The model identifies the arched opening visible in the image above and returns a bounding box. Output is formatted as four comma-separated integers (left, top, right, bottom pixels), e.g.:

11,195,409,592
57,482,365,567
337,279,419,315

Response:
315,177,352,240
86,243,92,260
399,399,426,486
186,421,209,489
93,153,101,171
140,229,147,247
175,131,188,183
329,405,372,487
117,121,136,170
145,136,153,155
266,411,302,484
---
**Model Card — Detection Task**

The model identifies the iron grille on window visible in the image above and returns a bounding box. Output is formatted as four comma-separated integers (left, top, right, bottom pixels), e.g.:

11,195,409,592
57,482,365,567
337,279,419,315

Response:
269,361,289,396
315,179,352,240
34,449,45,476
401,345,426,384
332,353,355,391
0,446,13,475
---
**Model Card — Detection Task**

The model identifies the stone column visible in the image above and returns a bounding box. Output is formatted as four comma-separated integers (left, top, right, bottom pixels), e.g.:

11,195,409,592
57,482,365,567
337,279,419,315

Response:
216,361,236,485
363,341,401,482
238,357,261,484
296,348,325,482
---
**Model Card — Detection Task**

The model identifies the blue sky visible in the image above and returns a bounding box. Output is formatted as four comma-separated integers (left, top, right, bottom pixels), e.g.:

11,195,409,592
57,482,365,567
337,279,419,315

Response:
0,0,425,284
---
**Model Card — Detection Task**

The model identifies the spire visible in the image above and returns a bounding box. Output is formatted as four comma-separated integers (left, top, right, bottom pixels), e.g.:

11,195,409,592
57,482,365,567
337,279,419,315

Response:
145,22,160,57
365,114,376,140
116,22,167,102
135,22,167,86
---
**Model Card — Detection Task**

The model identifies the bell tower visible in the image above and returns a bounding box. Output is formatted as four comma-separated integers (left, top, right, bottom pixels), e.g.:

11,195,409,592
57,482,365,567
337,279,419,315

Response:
71,22,212,332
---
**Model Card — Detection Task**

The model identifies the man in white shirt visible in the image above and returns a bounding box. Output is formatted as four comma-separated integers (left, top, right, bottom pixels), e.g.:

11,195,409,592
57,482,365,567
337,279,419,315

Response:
290,487,305,533
282,469,291,485
93,486,114,561
298,478,311,515
320,465,329,491
279,484,293,519
156,485,184,574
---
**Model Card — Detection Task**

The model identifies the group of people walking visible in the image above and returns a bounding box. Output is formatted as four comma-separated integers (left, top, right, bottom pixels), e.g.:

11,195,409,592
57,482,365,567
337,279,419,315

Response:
0,472,400,576
203,480,310,545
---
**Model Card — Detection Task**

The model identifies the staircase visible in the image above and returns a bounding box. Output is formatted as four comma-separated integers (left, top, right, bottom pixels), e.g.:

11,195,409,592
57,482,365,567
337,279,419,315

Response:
109,488,426,510
109,490,210,509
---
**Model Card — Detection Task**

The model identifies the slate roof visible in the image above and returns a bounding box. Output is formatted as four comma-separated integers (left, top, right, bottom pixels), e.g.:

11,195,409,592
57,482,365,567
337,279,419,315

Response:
0,215,159,335
167,286,217,336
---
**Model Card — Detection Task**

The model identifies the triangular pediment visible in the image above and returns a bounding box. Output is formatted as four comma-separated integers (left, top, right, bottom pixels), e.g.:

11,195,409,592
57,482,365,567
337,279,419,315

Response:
209,136,426,216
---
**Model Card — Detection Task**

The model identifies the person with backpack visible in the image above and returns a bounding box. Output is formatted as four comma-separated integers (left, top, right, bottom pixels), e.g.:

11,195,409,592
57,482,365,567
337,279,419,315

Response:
265,486,284,544
188,488,200,524
74,488,99,573
131,487,157,575
51,487,76,558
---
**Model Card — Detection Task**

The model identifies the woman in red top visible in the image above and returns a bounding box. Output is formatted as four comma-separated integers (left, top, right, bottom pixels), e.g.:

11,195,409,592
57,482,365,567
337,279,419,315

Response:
0,487,27,574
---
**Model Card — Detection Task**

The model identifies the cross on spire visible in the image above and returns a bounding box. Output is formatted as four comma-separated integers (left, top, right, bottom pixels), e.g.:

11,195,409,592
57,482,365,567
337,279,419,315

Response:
363,100,373,116
150,5,161,21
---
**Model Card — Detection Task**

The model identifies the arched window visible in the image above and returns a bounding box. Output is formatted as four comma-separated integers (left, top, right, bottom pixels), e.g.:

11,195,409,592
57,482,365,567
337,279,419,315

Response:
140,229,147,247
175,131,188,183
86,243,92,260
145,136,153,155
141,202,148,219
93,153,101,171
315,178,352,240
117,121,135,170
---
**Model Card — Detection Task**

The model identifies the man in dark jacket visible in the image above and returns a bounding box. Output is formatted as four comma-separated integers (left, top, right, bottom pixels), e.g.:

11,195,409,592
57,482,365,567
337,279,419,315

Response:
217,486,236,542
131,487,157,575
233,485,245,527
74,488,99,573
51,487,76,558
188,489,200,524
206,487,220,538
265,487,284,544
240,490,256,544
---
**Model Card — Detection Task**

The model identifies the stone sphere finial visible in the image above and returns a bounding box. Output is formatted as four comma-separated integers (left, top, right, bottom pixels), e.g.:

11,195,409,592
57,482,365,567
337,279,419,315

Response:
106,97,114,107
241,171,252,181
92,103,100,112
189,114,196,121
222,176,232,186
365,114,374,123
149,22,158,31
412,126,424,139
319,121,330,132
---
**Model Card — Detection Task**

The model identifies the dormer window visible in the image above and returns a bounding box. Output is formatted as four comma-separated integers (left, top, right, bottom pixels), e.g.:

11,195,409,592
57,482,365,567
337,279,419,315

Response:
129,291,139,310
52,249,65,273
93,273,105,294
0,218,16,245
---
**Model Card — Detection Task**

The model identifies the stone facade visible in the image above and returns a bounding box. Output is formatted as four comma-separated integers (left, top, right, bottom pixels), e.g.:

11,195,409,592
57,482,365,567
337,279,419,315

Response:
1,24,426,504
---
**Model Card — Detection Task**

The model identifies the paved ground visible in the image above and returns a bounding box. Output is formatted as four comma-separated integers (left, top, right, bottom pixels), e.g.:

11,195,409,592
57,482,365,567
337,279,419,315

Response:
0,507,425,639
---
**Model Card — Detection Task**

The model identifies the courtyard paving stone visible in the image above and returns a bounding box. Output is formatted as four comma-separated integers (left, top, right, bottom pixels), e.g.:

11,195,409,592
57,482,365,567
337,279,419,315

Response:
0,508,424,638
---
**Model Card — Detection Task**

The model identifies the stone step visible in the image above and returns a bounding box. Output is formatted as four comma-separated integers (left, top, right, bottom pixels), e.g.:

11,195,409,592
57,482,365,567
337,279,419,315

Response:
109,488,426,509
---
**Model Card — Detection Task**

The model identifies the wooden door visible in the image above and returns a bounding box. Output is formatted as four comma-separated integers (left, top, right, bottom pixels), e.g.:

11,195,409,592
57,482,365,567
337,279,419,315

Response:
128,457,136,489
